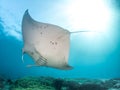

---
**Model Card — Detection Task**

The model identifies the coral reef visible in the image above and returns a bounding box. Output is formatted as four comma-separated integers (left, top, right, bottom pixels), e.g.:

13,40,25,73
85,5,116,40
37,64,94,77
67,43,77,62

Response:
0,76,120,90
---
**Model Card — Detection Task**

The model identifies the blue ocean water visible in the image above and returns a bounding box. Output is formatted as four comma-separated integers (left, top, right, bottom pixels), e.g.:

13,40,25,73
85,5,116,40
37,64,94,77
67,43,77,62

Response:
0,0,120,79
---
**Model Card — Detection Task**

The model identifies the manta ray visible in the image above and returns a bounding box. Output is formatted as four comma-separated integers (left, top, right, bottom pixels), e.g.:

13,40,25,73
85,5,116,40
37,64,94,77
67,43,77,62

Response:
22,10,89,70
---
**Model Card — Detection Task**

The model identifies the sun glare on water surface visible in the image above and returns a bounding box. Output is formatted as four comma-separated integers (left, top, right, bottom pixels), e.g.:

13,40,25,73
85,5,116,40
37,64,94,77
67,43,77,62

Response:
64,0,111,32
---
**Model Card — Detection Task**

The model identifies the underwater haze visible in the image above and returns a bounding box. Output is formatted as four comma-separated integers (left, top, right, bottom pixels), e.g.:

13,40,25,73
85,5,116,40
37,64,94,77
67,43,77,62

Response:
0,0,120,80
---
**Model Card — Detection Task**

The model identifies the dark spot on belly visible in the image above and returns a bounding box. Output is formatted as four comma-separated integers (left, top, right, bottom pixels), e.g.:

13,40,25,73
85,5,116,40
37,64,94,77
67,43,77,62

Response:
55,42,57,45
50,41,58,45
52,42,54,45
50,41,52,43
40,32,42,35
43,26,47,29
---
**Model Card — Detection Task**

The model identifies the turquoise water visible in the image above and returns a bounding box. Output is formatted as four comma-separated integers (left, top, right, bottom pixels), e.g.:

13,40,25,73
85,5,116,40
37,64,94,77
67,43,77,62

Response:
0,0,120,79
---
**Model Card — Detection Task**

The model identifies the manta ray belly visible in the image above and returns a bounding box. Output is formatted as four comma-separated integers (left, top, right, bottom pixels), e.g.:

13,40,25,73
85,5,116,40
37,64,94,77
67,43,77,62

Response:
22,10,73,70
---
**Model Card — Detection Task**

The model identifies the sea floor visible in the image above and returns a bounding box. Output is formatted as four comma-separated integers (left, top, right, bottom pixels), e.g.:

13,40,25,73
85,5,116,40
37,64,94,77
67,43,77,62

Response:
0,76,120,90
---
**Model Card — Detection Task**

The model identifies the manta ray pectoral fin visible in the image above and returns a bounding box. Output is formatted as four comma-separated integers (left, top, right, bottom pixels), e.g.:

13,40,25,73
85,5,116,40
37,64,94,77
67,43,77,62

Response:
63,65,73,70
26,64,39,68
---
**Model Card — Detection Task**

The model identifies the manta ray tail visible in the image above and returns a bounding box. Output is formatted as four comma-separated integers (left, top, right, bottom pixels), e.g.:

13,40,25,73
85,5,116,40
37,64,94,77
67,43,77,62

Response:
70,31,92,34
